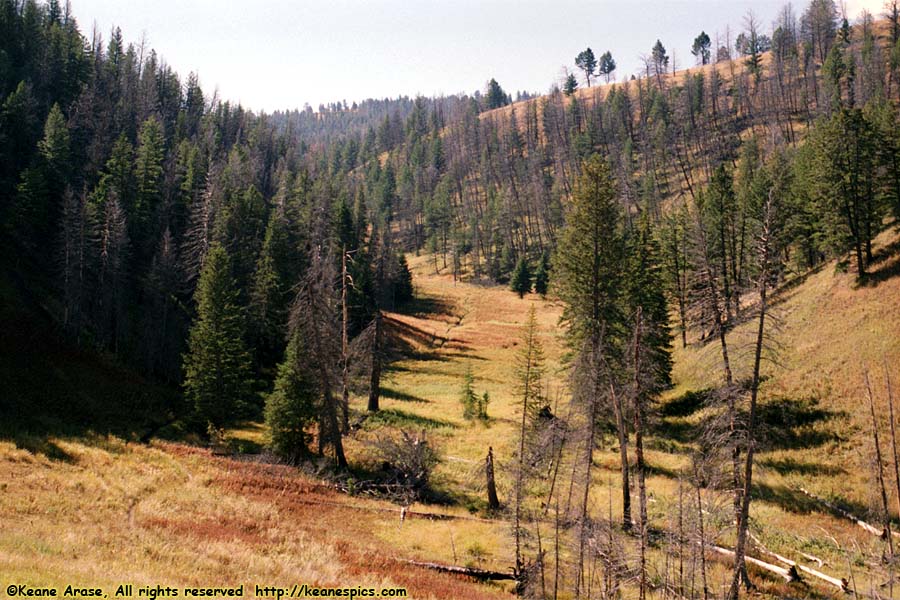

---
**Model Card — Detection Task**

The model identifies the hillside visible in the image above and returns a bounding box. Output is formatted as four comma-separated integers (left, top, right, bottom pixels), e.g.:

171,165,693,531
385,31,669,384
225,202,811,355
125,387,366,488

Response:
4,223,899,597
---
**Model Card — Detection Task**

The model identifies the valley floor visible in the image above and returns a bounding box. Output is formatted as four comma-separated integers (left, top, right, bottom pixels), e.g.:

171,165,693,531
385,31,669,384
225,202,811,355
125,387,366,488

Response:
3,225,900,598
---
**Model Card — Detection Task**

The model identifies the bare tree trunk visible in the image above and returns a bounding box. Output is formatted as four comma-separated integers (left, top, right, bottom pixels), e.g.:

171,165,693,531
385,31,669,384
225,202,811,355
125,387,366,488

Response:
695,463,710,600
610,379,632,532
885,362,900,524
866,372,895,560
632,309,649,600
341,248,350,431
729,191,776,600
367,310,383,412
486,446,500,510
576,380,601,598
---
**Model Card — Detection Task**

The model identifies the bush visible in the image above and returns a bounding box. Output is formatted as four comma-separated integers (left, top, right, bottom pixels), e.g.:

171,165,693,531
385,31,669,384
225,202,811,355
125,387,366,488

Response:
374,430,439,500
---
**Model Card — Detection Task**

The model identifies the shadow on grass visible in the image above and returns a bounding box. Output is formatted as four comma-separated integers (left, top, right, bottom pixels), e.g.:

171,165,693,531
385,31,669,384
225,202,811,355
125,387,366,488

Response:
758,456,847,477
659,388,712,417
392,294,456,320
861,233,900,287
755,396,847,452
751,481,878,523
654,392,846,454
385,317,478,362
380,386,430,403
6,432,75,462
363,408,457,430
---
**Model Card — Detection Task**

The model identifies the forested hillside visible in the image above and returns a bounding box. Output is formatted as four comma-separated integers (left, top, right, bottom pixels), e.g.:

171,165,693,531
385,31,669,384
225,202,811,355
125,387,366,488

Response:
3,0,900,598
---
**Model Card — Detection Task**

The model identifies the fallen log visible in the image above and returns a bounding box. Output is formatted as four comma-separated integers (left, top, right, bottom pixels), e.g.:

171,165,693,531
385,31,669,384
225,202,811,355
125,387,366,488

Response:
749,533,849,593
797,487,900,540
710,545,797,582
403,559,516,581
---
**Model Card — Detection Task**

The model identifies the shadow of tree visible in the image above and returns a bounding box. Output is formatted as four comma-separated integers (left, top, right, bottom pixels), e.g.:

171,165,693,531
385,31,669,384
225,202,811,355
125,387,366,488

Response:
659,388,712,417
392,294,456,320
362,408,457,430
755,396,847,452
654,392,846,455
861,234,900,287
380,386,430,403
758,457,846,477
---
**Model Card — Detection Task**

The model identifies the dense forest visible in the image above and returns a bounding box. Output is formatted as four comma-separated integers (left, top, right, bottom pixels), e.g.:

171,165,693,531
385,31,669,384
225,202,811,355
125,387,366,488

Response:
3,0,900,598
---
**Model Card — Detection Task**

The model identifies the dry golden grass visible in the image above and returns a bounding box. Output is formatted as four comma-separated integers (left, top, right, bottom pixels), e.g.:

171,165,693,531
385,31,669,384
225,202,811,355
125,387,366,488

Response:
0,438,510,599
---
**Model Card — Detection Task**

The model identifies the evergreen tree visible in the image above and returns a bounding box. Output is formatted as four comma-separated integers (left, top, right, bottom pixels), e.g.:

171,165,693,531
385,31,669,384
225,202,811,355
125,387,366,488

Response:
554,154,626,346
133,115,165,251
510,256,532,298
808,108,881,278
598,51,617,82
533,252,549,297
692,31,712,65
563,73,578,97
249,208,292,374
651,40,669,84
265,330,318,463
626,218,673,391
575,47,598,86
392,252,414,306
460,364,481,420
485,78,510,110
183,243,253,428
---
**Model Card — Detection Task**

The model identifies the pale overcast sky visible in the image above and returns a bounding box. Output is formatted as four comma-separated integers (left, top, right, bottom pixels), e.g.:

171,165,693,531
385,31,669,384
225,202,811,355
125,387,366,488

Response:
68,0,885,114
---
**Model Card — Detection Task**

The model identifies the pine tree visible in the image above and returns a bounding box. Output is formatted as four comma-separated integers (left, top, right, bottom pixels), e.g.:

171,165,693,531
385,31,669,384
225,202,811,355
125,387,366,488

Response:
265,330,318,463
692,31,712,65
249,207,293,373
460,364,481,420
485,78,509,110
133,115,165,252
183,243,253,428
553,154,632,552
563,73,578,97
554,155,626,346
533,252,549,297
510,256,532,298
626,217,673,393
598,51,617,83
575,48,598,86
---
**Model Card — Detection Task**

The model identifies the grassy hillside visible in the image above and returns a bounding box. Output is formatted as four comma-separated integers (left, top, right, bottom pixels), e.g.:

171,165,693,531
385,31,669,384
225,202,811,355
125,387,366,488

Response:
3,225,900,598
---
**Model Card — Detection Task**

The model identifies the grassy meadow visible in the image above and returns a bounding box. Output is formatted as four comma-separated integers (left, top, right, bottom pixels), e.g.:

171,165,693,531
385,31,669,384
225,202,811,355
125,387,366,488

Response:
3,225,900,598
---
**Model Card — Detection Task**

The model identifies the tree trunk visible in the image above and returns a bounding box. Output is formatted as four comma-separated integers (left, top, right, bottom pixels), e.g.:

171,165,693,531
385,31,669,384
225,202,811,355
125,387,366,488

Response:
486,446,500,510
367,311,383,412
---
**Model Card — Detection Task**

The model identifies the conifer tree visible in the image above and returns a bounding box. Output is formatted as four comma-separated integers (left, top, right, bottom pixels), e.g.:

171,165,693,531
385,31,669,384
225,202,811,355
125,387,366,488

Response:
575,48,598,86
183,243,253,428
553,154,633,565
133,115,165,252
510,256,532,298
265,330,318,463
598,51,617,83
563,73,578,97
692,31,712,65
533,252,549,297
554,155,626,346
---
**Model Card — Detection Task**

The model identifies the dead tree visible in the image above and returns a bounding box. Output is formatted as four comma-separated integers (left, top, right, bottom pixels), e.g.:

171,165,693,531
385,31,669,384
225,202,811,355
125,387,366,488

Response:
729,188,779,599
486,446,500,510
865,372,895,563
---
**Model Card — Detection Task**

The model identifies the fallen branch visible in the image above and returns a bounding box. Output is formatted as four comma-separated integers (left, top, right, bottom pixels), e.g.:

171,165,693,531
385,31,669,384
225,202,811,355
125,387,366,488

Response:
797,487,900,540
749,532,849,593
798,551,825,568
403,559,516,581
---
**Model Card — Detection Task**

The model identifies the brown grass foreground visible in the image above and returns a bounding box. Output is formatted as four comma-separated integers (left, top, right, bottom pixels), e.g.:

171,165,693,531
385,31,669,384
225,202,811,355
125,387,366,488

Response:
0,438,509,599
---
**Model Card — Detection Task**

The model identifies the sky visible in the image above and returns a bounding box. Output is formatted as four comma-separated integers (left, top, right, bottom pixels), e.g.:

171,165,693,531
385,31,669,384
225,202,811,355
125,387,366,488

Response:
68,0,886,114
